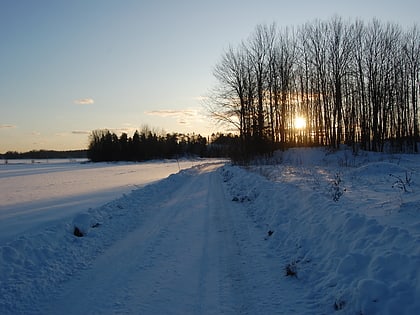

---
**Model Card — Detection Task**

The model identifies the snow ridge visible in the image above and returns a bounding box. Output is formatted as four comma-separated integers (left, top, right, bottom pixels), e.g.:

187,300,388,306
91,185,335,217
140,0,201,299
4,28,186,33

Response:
223,148,420,314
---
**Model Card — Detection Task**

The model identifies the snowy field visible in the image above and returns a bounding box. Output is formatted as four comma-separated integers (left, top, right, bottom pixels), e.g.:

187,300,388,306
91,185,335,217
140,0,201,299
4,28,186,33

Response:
0,149,419,314
0,159,199,243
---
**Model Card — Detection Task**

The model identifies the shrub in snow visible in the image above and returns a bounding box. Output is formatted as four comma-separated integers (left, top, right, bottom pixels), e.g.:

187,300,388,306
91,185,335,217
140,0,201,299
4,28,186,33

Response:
264,230,274,241
222,168,234,182
330,173,344,202
390,172,412,193
73,227,84,237
333,299,346,311
72,213,95,237
285,261,298,278
232,195,251,202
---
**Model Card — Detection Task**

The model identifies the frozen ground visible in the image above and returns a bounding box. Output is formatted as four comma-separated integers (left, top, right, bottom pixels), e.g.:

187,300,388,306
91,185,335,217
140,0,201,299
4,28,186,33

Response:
0,149,419,314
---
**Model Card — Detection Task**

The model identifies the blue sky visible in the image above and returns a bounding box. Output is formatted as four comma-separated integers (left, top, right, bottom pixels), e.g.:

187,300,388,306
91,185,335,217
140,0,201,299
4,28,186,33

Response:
1,0,419,152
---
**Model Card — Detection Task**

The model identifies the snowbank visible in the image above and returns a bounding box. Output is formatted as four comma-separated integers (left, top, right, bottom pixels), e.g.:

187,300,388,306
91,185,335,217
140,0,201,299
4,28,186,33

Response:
222,147,420,314
0,166,194,314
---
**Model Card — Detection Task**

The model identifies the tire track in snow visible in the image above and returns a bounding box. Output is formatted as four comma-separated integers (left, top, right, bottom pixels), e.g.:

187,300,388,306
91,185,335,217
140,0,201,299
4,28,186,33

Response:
45,164,224,314
45,163,292,314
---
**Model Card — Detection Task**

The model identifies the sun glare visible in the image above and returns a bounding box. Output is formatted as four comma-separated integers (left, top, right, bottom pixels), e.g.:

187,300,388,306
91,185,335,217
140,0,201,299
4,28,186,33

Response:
294,116,306,129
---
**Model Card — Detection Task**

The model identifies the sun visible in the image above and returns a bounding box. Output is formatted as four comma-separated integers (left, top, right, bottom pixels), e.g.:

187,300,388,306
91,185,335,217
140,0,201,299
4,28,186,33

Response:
294,116,306,129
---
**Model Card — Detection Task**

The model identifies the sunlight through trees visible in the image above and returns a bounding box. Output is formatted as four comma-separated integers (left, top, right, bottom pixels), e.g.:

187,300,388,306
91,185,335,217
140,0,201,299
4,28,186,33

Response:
208,17,419,157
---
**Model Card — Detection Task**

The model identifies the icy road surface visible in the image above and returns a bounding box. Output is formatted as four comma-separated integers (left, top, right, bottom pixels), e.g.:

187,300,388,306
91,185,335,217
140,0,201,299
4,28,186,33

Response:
45,163,294,314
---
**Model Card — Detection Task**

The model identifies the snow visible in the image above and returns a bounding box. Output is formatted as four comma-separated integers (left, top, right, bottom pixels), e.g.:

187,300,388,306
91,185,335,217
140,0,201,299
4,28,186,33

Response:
0,159,199,242
0,149,419,314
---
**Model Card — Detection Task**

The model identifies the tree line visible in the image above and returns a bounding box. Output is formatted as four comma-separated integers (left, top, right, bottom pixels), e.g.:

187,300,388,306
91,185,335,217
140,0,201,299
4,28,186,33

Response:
1,150,87,160
87,129,208,162
208,17,420,157
1,132,236,163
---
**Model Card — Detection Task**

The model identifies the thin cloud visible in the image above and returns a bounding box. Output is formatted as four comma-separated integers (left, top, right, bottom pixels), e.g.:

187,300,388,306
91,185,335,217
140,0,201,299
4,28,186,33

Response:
145,109,198,117
81,126,137,136
74,98,94,105
144,108,209,130
72,130,91,135
109,127,134,134
0,124,16,129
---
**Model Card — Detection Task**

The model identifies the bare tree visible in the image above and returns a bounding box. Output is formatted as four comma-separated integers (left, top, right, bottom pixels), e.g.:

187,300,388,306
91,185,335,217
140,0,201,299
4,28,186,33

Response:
210,45,246,132
402,25,420,150
208,18,420,156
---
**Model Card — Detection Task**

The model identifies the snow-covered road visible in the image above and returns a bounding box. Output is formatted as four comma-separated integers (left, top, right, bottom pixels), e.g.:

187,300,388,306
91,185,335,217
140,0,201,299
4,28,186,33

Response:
44,163,292,314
